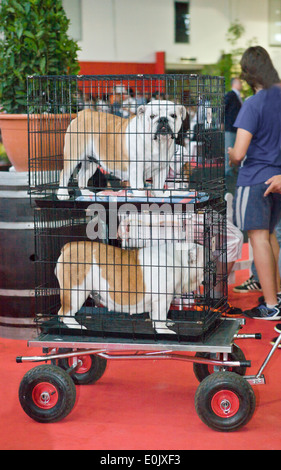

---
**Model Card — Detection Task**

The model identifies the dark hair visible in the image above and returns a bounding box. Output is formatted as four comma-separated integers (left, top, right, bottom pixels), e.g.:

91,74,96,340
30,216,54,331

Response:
240,46,280,92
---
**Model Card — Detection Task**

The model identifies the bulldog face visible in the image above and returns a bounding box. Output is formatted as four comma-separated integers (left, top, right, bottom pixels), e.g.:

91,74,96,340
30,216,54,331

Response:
137,100,187,141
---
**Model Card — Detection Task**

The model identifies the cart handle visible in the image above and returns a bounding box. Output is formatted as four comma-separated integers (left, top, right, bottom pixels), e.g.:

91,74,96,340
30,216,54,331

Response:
235,333,262,340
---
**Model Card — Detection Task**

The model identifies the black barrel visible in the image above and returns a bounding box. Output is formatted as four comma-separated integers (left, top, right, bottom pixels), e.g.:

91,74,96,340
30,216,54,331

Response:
0,172,37,339
0,172,90,340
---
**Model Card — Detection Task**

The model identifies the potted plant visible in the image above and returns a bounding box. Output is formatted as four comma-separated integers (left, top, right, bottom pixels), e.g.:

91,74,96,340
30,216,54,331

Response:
0,0,80,171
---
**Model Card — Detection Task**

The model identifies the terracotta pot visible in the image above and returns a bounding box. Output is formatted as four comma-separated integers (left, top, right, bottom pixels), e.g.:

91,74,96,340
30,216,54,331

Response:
0,113,76,172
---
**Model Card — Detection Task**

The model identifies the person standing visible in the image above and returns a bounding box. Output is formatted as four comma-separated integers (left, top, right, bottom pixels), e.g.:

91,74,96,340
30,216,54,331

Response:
224,77,243,192
228,46,281,320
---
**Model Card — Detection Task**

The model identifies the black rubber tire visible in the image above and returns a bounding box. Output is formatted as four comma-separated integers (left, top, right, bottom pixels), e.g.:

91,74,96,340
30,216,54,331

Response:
52,349,107,385
193,344,247,383
19,364,76,423
194,371,256,432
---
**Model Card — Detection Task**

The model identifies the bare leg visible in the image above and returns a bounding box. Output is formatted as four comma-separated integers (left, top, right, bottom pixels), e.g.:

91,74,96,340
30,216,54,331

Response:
57,164,74,201
129,162,146,196
270,231,281,291
152,166,169,196
77,160,98,190
56,261,90,329
151,296,176,334
57,163,76,200
248,229,278,305
212,261,232,302
227,261,235,276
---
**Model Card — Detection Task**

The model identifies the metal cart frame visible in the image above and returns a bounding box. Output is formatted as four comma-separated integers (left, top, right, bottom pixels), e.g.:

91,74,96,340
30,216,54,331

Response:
16,318,281,431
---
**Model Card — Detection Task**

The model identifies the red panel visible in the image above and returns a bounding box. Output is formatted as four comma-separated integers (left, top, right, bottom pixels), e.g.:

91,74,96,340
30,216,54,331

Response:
79,61,157,76
78,52,166,76
77,56,166,97
155,51,166,74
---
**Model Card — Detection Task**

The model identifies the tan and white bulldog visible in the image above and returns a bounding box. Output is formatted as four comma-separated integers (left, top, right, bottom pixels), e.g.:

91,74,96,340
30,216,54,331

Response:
55,241,204,334
57,100,186,200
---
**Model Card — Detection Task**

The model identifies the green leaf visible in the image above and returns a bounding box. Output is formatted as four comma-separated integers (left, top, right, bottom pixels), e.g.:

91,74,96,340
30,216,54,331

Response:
0,0,80,113
39,56,46,73
16,25,24,39
24,31,35,39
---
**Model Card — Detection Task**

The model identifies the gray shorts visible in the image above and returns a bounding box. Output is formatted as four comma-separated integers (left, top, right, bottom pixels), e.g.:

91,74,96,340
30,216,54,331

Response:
233,182,281,233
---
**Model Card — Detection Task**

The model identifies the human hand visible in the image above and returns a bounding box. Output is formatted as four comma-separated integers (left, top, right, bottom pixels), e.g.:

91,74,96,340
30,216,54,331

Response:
264,175,281,196
228,147,234,167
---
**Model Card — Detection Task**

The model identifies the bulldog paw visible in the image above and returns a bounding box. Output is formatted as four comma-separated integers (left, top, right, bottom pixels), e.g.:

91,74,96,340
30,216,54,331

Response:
57,189,70,200
150,190,167,198
154,322,176,334
157,191,167,198
79,189,94,198
61,317,87,330
131,189,147,197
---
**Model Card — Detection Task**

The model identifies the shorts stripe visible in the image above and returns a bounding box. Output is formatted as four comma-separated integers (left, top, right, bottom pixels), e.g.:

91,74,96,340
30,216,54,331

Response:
235,186,250,230
235,186,242,229
240,186,250,230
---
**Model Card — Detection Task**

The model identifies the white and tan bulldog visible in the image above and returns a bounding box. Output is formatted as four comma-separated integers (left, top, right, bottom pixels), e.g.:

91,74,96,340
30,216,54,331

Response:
55,241,204,334
57,100,186,200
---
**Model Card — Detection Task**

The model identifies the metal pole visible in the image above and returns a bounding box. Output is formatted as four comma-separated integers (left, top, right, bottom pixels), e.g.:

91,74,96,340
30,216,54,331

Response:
256,331,281,379
17,348,251,369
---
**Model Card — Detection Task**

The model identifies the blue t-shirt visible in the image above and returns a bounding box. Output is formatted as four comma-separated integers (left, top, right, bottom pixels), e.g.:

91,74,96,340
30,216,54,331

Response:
234,85,281,186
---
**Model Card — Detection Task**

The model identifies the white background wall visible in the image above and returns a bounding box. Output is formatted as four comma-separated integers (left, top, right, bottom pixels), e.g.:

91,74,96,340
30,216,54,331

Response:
67,0,281,75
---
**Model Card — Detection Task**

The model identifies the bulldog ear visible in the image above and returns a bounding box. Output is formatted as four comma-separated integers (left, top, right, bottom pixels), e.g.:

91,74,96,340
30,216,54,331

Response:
177,105,187,121
137,105,145,118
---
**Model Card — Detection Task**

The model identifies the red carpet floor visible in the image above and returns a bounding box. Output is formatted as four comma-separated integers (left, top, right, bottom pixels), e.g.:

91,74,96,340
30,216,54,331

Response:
1,250,281,450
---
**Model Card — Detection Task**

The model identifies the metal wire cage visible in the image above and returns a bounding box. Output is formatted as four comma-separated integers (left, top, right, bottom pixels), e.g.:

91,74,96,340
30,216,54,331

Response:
28,73,228,343
33,198,227,342
28,74,225,199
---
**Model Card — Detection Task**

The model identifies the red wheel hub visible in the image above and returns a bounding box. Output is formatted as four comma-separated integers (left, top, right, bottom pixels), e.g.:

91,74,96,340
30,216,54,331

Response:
32,382,58,409
211,390,240,418
68,355,91,374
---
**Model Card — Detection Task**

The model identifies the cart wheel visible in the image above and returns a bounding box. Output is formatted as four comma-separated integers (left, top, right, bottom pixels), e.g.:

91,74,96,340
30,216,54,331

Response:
195,371,256,432
18,364,76,423
193,344,247,382
52,349,107,385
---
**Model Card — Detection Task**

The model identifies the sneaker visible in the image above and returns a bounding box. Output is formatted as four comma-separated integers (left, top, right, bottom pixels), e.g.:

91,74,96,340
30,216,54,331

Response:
258,293,281,304
243,303,281,320
270,337,281,349
274,324,281,334
233,275,262,293
220,302,243,318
